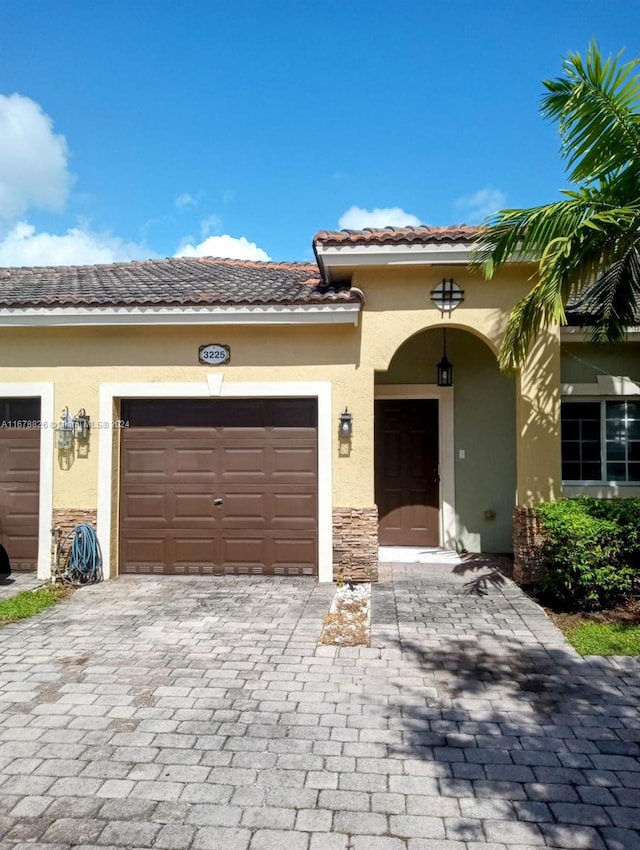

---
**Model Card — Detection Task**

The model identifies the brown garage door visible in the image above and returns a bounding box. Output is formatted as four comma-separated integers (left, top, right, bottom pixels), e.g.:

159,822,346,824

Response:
119,398,318,576
0,398,41,571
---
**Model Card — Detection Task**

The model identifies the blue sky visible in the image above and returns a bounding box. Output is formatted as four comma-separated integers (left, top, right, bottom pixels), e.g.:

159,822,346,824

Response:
0,0,638,266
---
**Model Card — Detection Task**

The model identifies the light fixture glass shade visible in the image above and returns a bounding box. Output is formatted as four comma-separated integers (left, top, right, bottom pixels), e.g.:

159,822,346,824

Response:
437,354,453,387
74,409,91,440
339,408,353,438
56,407,74,450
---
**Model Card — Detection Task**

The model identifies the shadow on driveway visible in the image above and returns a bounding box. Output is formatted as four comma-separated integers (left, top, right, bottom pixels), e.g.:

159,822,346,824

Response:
371,560,640,849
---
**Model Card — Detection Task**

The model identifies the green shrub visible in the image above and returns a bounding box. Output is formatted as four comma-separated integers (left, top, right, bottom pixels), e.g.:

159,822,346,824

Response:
586,498,640,570
536,498,635,611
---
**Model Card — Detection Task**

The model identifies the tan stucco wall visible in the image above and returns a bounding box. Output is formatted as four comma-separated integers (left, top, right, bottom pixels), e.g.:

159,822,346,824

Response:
561,341,640,383
515,327,562,505
354,264,535,368
354,263,561,514
0,259,568,564
0,323,375,510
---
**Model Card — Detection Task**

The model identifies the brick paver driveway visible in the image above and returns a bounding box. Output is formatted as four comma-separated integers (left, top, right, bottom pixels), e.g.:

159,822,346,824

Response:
0,561,638,850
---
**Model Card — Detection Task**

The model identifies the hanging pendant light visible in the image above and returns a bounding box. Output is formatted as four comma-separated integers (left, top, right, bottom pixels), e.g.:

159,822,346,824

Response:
437,330,453,387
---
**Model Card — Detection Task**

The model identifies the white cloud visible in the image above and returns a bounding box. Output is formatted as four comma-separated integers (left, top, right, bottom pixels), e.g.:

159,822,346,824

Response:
338,205,421,230
175,234,271,261
455,188,507,223
0,94,71,220
0,221,154,266
199,214,222,238
175,192,197,211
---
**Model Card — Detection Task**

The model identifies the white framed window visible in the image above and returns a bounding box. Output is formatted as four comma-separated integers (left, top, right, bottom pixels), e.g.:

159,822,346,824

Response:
561,399,640,484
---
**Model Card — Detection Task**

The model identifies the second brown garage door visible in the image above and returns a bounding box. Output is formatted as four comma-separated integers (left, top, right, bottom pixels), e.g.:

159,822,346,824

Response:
119,398,318,576
0,398,41,571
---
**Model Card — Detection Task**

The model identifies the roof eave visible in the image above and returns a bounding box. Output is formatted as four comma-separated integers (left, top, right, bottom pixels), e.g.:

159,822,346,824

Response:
0,302,362,328
315,242,477,282
315,241,535,281
561,325,640,340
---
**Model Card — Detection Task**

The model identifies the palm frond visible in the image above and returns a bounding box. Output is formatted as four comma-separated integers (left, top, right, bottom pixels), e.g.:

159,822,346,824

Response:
498,274,568,371
474,191,639,280
578,246,640,342
479,196,640,370
541,41,640,184
474,42,640,370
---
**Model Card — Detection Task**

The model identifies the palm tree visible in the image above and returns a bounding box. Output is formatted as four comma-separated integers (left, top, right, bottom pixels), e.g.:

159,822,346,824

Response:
474,41,640,371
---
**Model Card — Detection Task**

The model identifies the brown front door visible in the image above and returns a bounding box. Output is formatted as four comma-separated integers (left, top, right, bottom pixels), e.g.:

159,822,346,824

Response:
375,399,439,547
119,398,318,576
0,398,41,571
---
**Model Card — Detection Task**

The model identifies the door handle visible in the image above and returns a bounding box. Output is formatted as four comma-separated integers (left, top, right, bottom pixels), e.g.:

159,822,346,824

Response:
213,498,224,506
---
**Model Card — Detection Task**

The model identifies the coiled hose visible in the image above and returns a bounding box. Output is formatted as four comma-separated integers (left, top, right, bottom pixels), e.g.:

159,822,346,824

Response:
56,523,103,586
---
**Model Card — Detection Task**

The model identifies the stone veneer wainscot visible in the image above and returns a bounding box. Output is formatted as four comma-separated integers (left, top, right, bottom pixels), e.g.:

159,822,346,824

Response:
513,506,544,585
51,508,98,572
333,507,378,583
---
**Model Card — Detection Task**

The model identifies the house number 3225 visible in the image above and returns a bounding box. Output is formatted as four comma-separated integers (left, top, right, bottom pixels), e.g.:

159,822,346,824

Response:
199,344,230,365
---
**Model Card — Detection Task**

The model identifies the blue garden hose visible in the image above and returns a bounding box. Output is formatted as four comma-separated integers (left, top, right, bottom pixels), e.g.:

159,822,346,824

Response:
57,523,103,586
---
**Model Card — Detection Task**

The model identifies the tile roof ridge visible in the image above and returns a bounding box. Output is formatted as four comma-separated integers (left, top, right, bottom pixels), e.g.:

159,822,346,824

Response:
313,224,480,243
195,257,318,272
0,256,320,274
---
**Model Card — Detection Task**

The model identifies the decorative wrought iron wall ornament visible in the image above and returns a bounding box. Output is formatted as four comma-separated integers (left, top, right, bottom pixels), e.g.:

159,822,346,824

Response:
431,278,464,313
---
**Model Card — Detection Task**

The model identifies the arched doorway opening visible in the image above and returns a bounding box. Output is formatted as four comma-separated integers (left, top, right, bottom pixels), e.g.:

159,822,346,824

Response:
374,326,516,553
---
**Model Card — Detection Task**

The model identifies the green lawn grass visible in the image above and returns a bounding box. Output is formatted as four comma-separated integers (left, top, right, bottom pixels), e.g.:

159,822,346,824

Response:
564,622,640,656
0,585,69,625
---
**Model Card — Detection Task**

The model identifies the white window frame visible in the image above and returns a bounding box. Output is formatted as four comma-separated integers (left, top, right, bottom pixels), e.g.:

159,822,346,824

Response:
561,397,640,486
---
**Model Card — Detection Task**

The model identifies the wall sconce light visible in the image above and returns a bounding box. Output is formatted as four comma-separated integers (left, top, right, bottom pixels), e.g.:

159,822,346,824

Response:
55,407,75,451
339,408,353,439
55,407,91,454
74,408,91,458
436,330,453,387
74,408,91,441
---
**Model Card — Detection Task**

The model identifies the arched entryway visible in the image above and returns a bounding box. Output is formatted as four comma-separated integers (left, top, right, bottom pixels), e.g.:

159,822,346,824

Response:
374,327,516,553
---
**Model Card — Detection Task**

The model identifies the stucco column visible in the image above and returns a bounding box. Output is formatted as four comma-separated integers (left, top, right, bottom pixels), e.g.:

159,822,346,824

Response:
515,326,561,505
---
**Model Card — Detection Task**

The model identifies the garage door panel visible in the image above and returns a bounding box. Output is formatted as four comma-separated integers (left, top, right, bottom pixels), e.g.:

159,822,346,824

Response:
120,535,168,569
221,447,267,475
173,537,216,568
120,398,317,576
2,524,38,571
122,447,167,475
0,406,40,571
272,492,316,520
0,479,38,503
123,457,218,481
174,447,218,474
272,445,317,475
174,492,216,519
121,493,169,521
273,535,317,561
221,536,267,568
122,533,218,574
0,450,40,478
